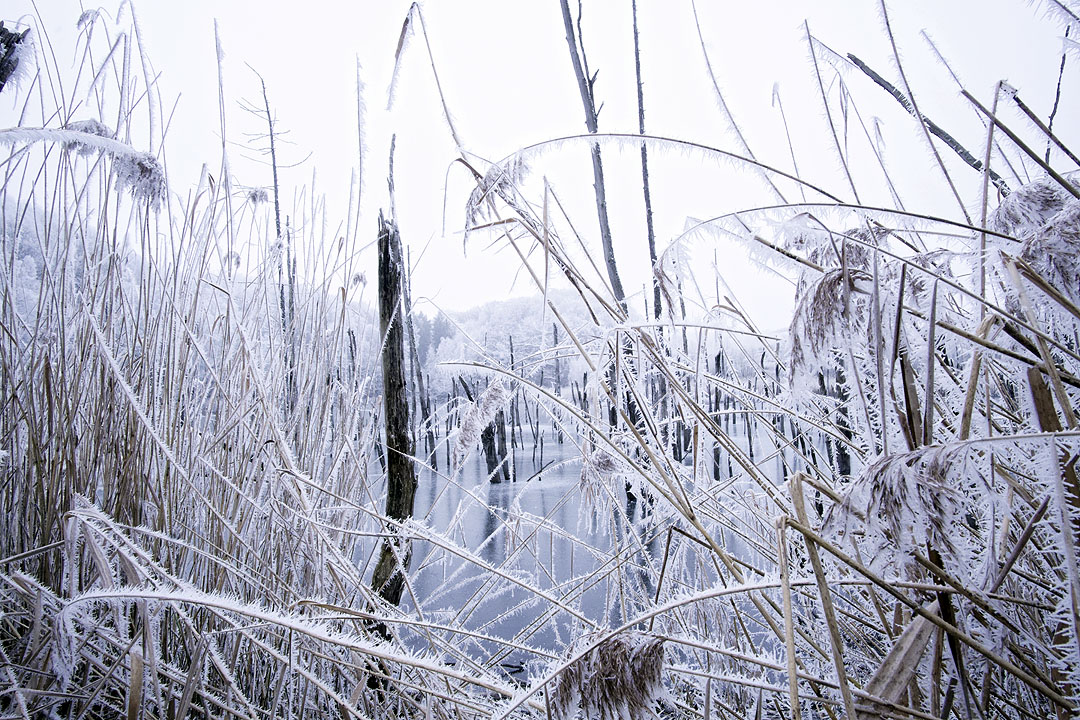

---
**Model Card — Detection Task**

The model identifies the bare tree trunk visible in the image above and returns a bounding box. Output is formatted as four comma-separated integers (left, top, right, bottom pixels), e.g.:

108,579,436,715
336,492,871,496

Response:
402,246,437,470
632,0,660,320
481,422,502,483
552,323,565,445
495,409,511,483
255,74,297,418
371,213,417,607
559,0,625,307
509,335,519,450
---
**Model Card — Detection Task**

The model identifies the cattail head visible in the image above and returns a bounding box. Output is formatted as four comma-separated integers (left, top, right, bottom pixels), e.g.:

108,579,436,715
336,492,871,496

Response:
989,175,1076,238
551,631,665,720
788,267,870,380
826,444,966,570
1019,198,1080,304
112,151,167,208
579,449,625,535
465,157,528,229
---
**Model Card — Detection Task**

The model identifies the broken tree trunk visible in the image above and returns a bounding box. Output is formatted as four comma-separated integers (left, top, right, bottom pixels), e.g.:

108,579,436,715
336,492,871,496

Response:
371,213,418,607
403,246,438,470
495,409,512,482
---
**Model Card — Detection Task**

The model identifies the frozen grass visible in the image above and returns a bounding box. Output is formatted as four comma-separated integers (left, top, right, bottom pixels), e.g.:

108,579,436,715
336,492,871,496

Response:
1,3,1079,720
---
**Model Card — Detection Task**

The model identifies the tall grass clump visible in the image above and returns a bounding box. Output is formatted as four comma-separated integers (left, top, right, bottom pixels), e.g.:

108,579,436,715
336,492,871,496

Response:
444,4,1080,719
0,2,1078,720
0,9,435,719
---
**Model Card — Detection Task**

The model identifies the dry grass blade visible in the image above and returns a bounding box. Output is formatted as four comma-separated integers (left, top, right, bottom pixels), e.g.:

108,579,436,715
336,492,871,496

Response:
856,603,939,719
776,520,801,720
790,473,858,719
126,648,143,720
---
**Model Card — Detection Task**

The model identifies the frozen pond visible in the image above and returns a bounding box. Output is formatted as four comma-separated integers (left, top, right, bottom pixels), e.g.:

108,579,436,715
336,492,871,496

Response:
384,419,802,678
400,440,624,675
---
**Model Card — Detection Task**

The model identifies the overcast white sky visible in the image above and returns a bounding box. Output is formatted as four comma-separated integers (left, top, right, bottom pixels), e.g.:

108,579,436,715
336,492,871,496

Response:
4,0,1076,328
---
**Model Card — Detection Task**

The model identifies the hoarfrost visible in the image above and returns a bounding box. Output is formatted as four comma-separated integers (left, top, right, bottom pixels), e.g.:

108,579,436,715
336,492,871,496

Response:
0,126,167,208
579,449,627,535
112,151,167,208
452,380,510,469
62,119,114,155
